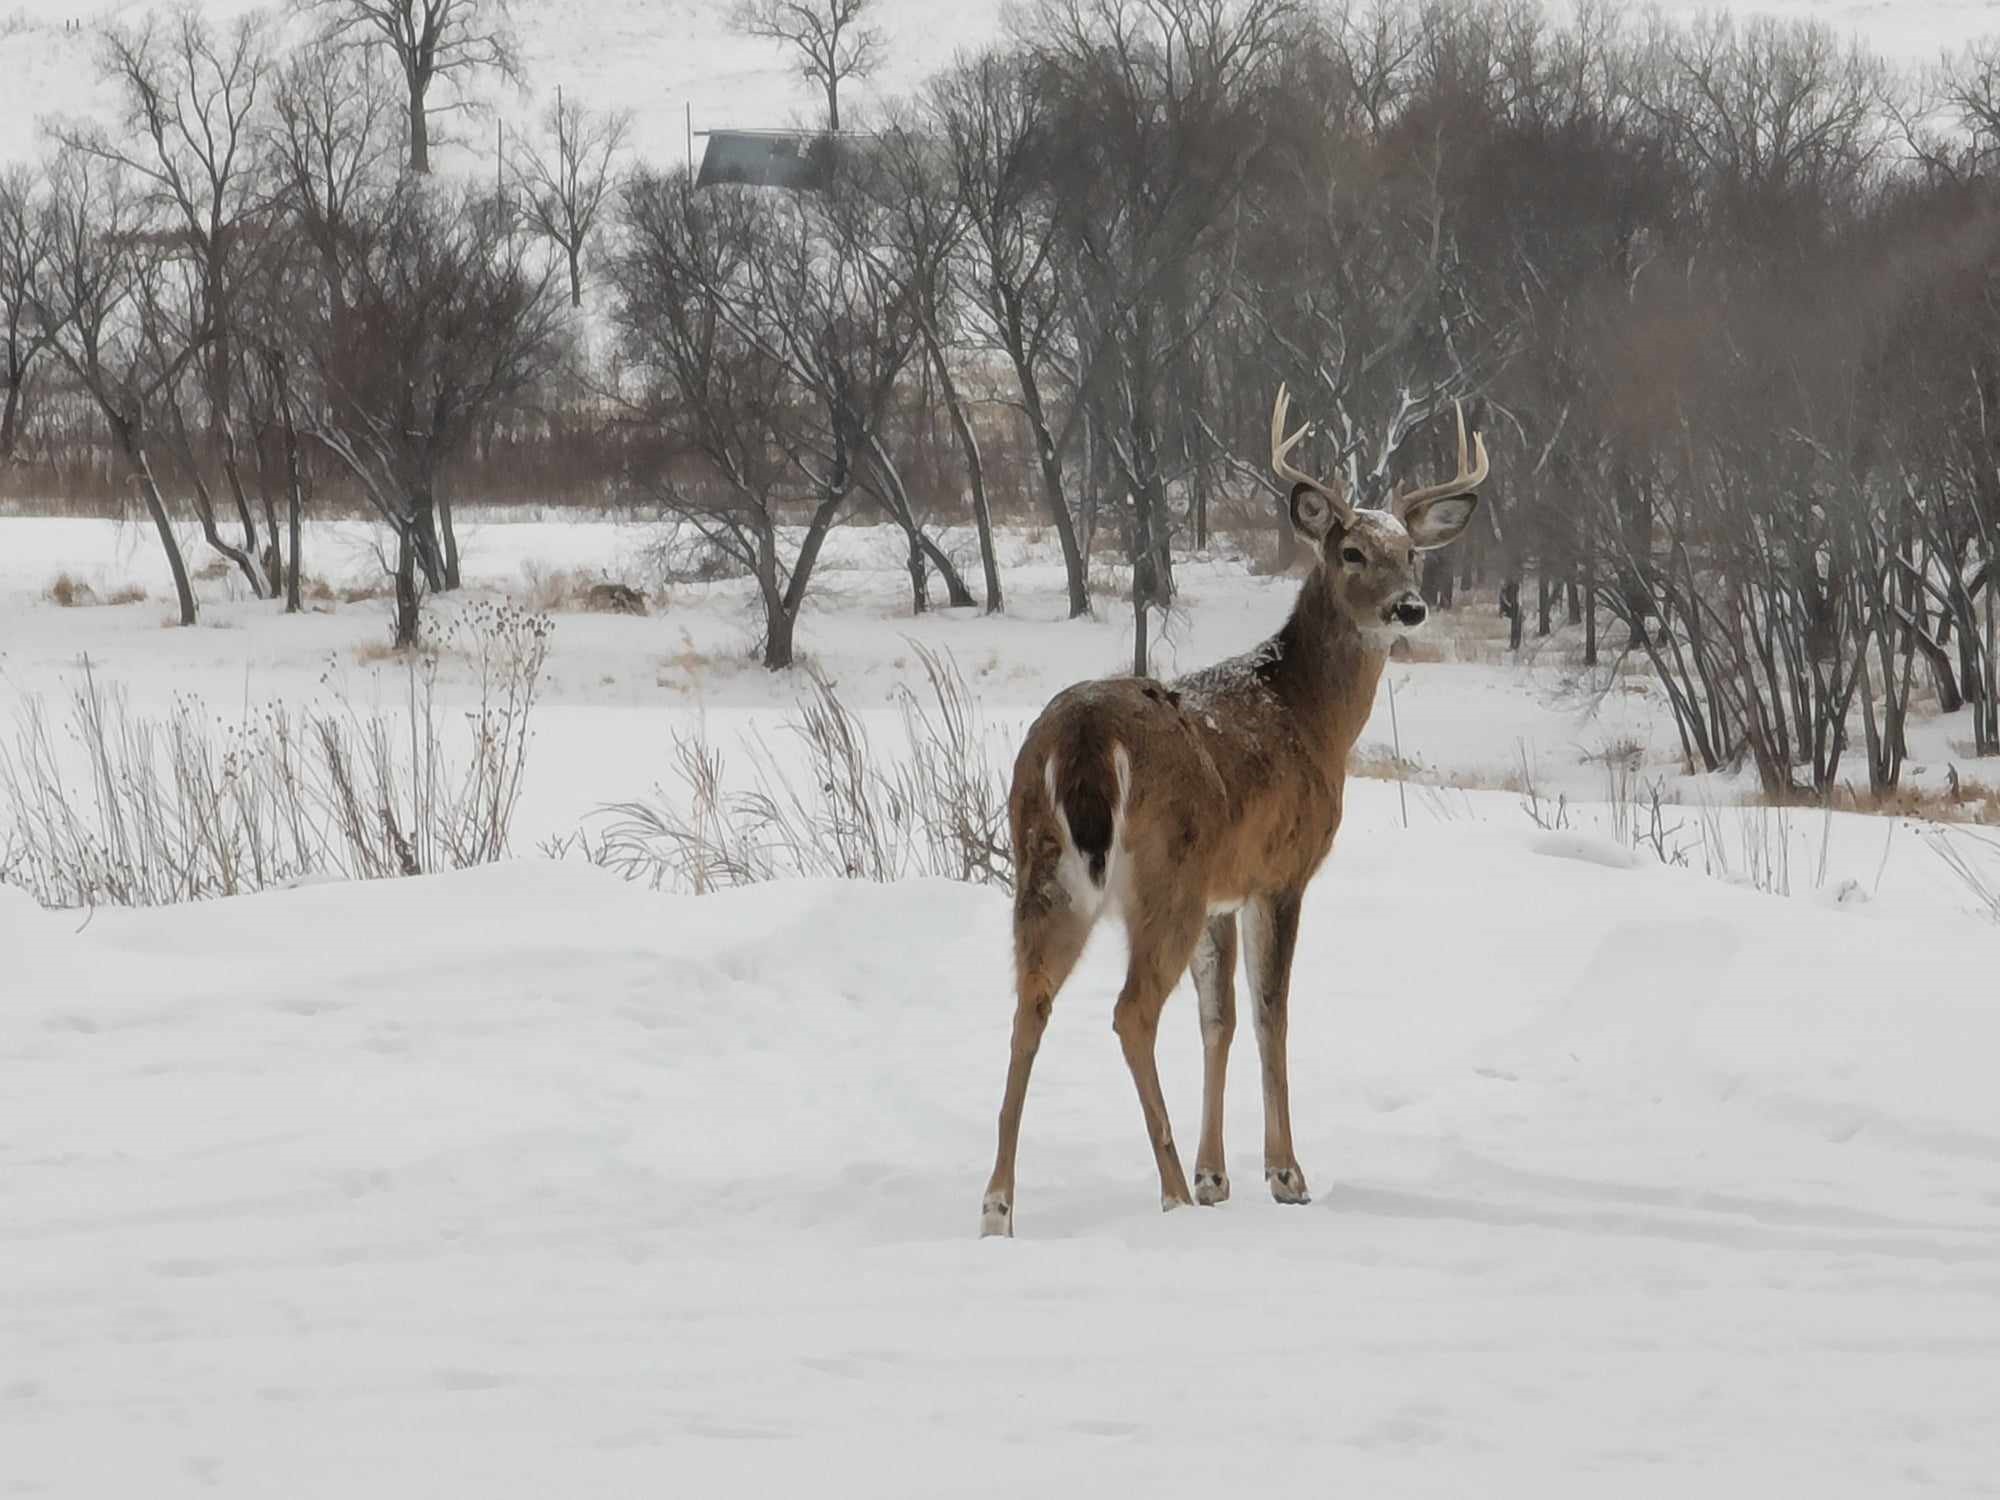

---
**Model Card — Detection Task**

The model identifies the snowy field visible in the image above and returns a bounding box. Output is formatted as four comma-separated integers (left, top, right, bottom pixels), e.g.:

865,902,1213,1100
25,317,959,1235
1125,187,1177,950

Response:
5,511,2000,1496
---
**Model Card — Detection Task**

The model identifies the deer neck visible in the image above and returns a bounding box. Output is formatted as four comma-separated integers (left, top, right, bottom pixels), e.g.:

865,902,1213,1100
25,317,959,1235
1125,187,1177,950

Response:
1260,567,1388,774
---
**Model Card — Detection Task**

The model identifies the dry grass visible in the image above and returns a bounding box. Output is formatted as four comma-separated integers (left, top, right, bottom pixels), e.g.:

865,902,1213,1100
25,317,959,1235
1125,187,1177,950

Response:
1,608,553,909
1346,743,1526,793
45,573,146,608
352,639,409,665
1390,601,1518,664
1829,777,2000,826
589,644,1011,893
519,562,651,615
1086,563,1134,602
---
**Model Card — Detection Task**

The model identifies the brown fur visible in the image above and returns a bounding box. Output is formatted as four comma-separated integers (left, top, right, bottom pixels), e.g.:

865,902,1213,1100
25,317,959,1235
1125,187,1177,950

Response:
978,402,1486,1237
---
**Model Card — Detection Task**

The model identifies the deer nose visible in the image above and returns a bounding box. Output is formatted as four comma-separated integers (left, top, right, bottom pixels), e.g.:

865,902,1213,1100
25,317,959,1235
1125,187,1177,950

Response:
1393,597,1428,628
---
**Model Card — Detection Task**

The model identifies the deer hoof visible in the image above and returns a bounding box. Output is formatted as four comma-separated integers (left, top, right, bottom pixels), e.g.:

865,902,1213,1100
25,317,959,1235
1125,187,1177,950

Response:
979,1194,1013,1238
1193,1169,1230,1206
1265,1166,1311,1205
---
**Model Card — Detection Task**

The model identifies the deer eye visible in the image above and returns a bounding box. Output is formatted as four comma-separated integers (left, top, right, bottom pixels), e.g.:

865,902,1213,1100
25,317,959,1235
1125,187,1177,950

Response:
1340,546,1365,566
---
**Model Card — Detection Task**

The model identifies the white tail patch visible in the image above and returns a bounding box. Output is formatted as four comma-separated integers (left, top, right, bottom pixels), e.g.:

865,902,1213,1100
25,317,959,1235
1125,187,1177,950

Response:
1047,742,1132,920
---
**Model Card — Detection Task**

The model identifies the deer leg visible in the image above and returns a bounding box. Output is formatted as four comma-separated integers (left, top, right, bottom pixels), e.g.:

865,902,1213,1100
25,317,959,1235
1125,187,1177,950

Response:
1189,913,1238,1206
981,900,1091,1238
1242,890,1310,1205
1113,902,1205,1213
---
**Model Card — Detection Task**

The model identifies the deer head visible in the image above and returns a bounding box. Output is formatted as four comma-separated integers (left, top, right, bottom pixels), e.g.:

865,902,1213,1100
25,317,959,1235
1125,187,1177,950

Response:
1270,384,1488,642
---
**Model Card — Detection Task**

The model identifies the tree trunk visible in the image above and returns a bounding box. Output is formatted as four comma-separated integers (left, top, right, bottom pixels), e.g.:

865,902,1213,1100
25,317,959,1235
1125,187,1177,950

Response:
268,353,306,613
1424,553,1456,610
568,246,583,308
0,372,23,461
409,477,446,591
436,481,461,591
1614,458,1650,645
1537,575,1553,638
407,89,430,175
1583,551,1599,668
130,439,197,626
1000,294,1087,617
394,525,421,647
285,445,304,614
1903,611,1962,713
187,469,266,597
763,603,798,670
905,533,929,614
929,338,1001,614
169,403,266,596
1132,589,1150,678
218,418,264,586
864,430,973,610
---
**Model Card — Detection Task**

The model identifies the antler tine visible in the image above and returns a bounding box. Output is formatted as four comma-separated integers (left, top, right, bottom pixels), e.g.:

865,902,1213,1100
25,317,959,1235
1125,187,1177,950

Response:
1270,385,1349,515
1392,401,1490,517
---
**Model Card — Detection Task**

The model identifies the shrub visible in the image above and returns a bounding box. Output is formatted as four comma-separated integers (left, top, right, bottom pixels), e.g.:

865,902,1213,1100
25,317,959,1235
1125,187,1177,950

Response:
0,607,553,908
591,644,1012,893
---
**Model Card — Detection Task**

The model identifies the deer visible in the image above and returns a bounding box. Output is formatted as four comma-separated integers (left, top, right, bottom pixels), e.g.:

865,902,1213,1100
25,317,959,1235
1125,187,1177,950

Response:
980,386,1489,1237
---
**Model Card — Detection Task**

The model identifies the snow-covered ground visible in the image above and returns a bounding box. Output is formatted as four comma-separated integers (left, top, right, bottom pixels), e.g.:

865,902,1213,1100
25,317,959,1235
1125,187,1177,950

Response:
5,511,2000,1493
8,822,2000,1496
4,511,1995,887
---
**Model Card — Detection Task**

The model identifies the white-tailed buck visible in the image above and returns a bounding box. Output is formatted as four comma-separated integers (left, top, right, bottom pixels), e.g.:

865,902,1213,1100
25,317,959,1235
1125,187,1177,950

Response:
981,387,1489,1237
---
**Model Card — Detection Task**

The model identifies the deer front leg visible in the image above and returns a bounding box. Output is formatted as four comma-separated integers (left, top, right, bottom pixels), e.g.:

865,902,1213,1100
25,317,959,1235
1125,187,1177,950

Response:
1242,890,1309,1205
1189,913,1238,1206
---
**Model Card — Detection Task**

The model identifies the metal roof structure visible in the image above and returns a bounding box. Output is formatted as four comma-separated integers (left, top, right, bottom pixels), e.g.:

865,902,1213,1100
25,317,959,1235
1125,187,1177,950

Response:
694,129,841,192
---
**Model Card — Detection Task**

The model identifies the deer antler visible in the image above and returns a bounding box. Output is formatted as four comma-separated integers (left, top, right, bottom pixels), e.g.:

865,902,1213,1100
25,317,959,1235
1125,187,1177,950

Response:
1270,385,1351,523
1391,401,1489,517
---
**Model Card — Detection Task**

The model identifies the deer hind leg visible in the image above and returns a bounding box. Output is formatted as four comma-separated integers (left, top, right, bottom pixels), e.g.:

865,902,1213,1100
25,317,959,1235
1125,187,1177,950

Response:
1242,890,1310,1205
980,893,1092,1239
1113,897,1207,1214
1189,913,1238,1206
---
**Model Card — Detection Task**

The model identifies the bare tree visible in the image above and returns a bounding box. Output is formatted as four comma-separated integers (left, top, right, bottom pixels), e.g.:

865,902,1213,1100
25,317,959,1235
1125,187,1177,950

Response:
58,9,277,596
511,88,630,307
267,39,399,314
1032,0,1297,673
300,0,518,175
0,166,54,463
870,118,1003,612
304,182,565,642
933,49,1091,617
729,0,882,131
29,153,200,625
612,173,847,670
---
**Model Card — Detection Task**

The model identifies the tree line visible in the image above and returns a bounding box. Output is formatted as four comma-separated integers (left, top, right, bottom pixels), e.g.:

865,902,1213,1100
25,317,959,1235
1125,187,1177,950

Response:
3,0,1999,797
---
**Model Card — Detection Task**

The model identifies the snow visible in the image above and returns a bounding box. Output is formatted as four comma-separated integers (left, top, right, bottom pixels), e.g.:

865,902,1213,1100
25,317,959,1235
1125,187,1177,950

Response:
7,823,2000,1495
7,0,2000,1486
5,521,2000,1495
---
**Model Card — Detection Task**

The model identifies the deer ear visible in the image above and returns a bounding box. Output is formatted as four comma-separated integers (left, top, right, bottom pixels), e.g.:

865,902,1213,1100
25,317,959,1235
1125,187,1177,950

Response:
1404,492,1479,551
1289,482,1337,543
